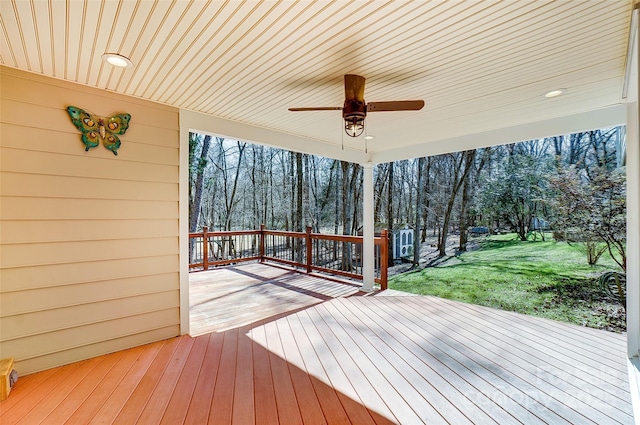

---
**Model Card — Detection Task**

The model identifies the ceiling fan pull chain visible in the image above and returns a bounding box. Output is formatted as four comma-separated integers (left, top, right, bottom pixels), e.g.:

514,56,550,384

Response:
364,129,368,154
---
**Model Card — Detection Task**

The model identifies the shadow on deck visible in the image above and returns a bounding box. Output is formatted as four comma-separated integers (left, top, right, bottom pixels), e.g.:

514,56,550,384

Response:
1,263,633,424
187,262,633,424
189,262,398,337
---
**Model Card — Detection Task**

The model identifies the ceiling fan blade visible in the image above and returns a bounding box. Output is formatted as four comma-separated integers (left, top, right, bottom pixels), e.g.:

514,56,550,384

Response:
367,100,425,112
344,74,365,103
288,107,342,111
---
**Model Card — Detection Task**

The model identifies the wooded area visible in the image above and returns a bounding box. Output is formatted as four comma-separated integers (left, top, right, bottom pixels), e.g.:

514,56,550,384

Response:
189,127,626,272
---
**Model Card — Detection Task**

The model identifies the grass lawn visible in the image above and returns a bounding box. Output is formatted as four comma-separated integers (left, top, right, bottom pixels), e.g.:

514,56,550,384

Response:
389,233,626,332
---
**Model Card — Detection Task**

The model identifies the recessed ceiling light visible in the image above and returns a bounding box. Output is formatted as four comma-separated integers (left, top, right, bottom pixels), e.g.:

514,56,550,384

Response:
364,135,375,140
102,53,133,68
543,89,566,98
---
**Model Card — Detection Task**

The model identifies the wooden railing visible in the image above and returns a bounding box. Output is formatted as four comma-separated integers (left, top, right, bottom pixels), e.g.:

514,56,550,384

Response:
189,225,389,289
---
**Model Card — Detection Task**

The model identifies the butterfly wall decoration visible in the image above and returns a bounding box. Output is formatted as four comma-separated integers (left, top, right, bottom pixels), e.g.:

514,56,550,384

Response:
66,106,131,155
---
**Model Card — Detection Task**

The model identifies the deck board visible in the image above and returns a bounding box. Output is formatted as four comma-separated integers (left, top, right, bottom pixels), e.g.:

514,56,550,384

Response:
41,351,124,424
182,332,224,425
208,329,238,425
375,298,583,424
64,345,145,424
420,297,632,413
17,357,106,425
137,336,195,424
112,337,181,424
306,305,403,423
0,263,633,424
1,365,78,423
232,323,256,425
276,318,327,425
0,367,61,419
87,341,164,424
295,309,389,425
322,299,476,425
285,314,353,425
312,303,431,424
376,296,632,424
264,319,304,425
445,298,628,376
159,335,209,425
189,263,363,336
336,298,499,424
250,322,280,425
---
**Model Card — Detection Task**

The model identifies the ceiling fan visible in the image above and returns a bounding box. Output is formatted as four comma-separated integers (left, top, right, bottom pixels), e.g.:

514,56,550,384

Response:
288,74,425,137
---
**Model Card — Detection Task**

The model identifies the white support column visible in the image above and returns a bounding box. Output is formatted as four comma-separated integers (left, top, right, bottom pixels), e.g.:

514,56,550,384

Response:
362,162,375,292
626,48,640,421
622,9,640,419
628,99,640,358
627,6,640,359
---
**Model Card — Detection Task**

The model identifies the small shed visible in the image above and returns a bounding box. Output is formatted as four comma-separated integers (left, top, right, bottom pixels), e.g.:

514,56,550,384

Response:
356,224,415,261
531,217,550,231
393,224,414,260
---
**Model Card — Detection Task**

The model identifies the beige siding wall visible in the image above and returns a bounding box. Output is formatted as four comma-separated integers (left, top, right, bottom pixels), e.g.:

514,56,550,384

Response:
0,66,180,374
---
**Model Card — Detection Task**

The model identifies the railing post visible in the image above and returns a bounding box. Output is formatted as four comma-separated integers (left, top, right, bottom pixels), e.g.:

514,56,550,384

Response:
380,229,388,290
260,224,265,263
203,226,209,271
306,226,313,273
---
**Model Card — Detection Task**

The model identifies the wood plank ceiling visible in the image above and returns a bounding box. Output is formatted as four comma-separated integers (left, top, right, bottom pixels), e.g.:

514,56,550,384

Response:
0,0,633,157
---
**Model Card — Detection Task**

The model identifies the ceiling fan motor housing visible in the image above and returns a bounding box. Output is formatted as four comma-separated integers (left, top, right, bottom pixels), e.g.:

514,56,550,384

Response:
342,99,367,119
343,99,366,137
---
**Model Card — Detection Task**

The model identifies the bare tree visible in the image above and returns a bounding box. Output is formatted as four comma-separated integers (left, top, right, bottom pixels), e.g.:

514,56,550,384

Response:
413,157,425,266
189,133,212,232
219,140,246,232
294,152,304,261
438,150,475,257
420,157,431,243
459,148,491,251
387,161,395,266
340,161,353,271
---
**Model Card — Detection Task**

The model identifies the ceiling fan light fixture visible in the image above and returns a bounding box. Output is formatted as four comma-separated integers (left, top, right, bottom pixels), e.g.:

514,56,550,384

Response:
543,88,566,98
102,53,133,68
344,115,365,137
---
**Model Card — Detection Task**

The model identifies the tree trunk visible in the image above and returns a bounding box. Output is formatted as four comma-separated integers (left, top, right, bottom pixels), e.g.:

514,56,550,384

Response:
189,134,211,232
317,159,336,230
374,164,388,223
287,151,294,252
438,151,475,257
405,161,413,225
421,157,431,242
341,161,353,271
413,157,424,266
268,150,275,228
295,152,304,262
251,146,258,231
458,163,472,252
188,133,211,263
387,161,395,266
350,164,361,235
333,161,340,261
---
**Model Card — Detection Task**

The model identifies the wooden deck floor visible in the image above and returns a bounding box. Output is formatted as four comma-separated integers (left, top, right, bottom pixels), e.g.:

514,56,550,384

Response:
189,262,372,336
0,263,634,424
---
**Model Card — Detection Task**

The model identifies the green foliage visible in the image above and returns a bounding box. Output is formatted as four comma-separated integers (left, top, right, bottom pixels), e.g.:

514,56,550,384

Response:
389,234,625,332
476,145,554,241
549,166,626,270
